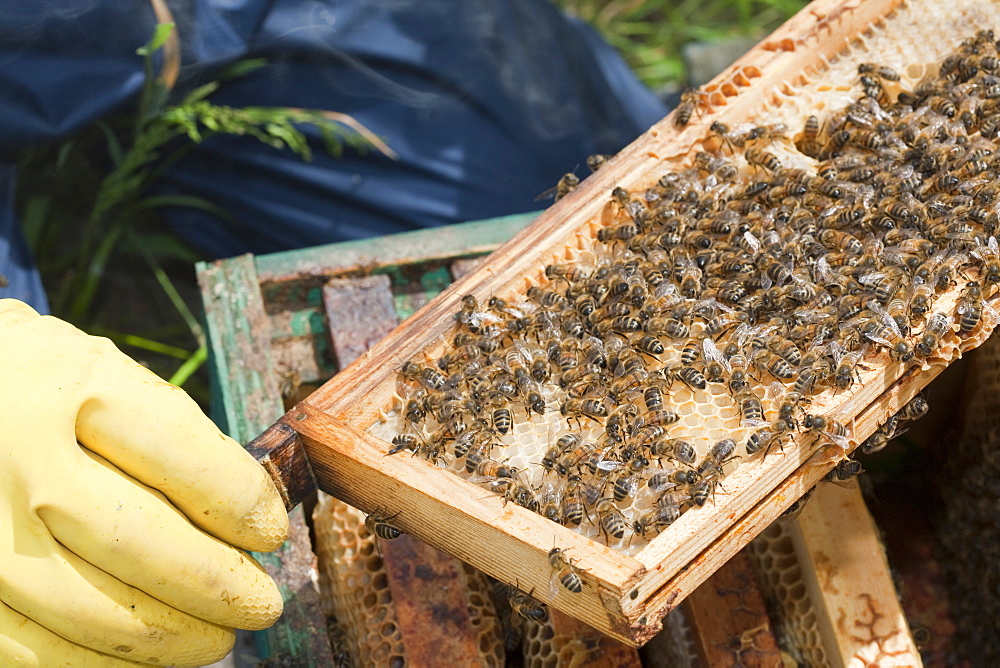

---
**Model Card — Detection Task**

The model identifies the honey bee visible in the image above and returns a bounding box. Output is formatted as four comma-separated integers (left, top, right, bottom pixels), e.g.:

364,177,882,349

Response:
365,508,404,541
645,316,691,339
745,146,782,173
508,585,548,622
823,459,865,485
401,360,447,391
737,390,766,426
548,547,585,594
563,476,587,526
957,280,996,333
595,498,628,541
675,89,702,127
545,263,588,284
898,393,930,422
915,312,953,357
633,504,682,538
803,414,850,449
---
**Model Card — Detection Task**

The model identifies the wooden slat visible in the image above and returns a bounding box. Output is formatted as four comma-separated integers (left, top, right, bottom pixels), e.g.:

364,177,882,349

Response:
684,550,782,668
278,406,644,643
322,275,399,369
255,212,540,283
380,536,500,666
791,482,922,666
196,255,333,665
323,273,504,664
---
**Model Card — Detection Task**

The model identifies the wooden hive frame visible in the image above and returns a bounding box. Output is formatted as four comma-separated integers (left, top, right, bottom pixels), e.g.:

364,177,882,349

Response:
249,0,1000,646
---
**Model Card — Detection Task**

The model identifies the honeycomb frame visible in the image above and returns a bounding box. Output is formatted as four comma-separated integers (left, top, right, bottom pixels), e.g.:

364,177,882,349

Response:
256,0,1000,646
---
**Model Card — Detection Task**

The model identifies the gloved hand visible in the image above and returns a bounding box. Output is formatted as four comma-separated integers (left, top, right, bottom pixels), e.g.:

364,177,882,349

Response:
0,299,289,666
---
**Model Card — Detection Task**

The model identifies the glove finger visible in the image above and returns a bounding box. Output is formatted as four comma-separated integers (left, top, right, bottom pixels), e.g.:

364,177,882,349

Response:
38,448,283,631
0,298,41,326
73,335,288,552
0,600,145,667
1,501,235,666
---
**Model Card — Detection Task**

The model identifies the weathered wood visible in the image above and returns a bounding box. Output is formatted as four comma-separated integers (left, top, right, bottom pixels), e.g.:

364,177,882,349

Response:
254,213,539,284
380,535,503,666
324,272,505,665
791,482,922,666
684,550,781,668
245,422,315,512
322,275,399,369
196,255,333,665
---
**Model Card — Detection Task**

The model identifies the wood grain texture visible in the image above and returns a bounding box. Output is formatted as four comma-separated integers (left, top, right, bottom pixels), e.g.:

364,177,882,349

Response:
684,550,782,668
791,483,922,667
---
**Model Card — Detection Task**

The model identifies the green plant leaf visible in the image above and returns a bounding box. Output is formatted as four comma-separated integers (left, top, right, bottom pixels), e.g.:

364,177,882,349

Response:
136,23,175,57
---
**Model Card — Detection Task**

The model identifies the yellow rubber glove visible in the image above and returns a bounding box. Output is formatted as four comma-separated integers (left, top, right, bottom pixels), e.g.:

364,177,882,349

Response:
0,299,289,666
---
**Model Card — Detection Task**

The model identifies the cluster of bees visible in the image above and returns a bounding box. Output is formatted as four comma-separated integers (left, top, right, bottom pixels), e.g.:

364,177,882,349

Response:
386,31,1000,585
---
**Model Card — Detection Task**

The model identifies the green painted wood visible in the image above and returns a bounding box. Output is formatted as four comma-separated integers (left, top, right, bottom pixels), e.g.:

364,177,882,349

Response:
196,255,334,665
254,211,540,282
197,213,540,664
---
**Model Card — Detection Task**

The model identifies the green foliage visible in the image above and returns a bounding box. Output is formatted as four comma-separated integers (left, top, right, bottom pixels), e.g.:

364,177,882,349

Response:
555,0,808,90
15,24,376,394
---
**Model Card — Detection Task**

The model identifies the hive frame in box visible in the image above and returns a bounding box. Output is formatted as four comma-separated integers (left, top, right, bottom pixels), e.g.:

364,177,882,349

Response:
249,0,1000,645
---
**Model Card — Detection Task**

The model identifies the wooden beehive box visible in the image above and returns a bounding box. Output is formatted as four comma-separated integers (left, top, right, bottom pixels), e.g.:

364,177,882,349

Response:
198,215,926,665
238,0,1000,647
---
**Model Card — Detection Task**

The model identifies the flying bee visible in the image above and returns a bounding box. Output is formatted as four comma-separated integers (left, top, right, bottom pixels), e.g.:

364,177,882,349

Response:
548,547,585,594
507,585,548,622
595,497,628,541
803,414,850,449
915,312,953,357
537,172,580,202
365,508,404,541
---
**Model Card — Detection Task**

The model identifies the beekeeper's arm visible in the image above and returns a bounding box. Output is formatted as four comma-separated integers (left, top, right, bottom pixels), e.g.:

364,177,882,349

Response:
0,299,289,666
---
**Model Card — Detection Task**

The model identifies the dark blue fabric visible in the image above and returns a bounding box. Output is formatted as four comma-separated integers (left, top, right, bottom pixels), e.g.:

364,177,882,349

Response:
0,163,49,311
0,0,668,281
